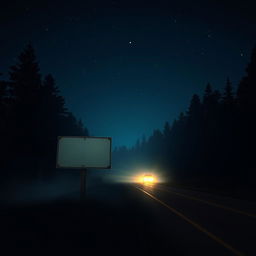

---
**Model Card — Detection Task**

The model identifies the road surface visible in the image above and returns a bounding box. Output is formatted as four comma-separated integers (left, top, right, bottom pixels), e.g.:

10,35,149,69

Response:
1,182,256,255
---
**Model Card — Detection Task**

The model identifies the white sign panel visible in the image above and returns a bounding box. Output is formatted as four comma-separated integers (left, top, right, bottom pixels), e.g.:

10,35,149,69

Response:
56,136,112,169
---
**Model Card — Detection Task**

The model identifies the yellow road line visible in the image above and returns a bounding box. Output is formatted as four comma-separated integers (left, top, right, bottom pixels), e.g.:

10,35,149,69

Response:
155,185,256,218
137,187,245,256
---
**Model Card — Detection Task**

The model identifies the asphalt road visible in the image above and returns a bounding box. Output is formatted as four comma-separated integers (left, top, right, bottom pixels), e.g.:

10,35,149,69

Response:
1,182,256,255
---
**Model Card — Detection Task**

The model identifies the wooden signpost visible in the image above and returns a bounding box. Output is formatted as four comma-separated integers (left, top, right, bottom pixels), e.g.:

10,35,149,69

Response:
56,136,112,200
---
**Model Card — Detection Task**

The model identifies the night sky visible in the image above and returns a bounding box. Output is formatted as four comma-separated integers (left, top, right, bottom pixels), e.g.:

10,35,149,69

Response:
1,1,255,148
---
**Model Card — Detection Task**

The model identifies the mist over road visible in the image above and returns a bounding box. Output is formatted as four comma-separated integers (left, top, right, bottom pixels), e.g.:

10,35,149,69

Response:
1,182,256,255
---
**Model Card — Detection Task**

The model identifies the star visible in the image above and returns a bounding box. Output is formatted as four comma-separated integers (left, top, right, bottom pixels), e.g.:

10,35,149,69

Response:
128,41,136,47
240,52,244,57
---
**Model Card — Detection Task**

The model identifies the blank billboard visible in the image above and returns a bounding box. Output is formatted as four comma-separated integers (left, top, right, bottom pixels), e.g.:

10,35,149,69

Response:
56,136,112,169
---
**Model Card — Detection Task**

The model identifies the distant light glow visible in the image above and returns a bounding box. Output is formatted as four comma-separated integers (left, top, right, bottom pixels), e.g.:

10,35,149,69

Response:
143,175,154,183
134,172,158,185
109,169,164,184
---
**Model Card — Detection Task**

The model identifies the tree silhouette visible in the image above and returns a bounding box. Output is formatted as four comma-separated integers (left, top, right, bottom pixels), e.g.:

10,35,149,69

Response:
187,94,202,122
223,78,234,105
7,44,42,178
9,43,41,103
0,73,9,176
163,121,171,138
237,45,256,113
2,44,89,181
0,73,7,119
203,83,213,107
114,43,256,191
236,45,256,183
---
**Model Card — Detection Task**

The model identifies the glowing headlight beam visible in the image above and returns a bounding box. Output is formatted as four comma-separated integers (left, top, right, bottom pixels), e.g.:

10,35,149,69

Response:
142,174,155,185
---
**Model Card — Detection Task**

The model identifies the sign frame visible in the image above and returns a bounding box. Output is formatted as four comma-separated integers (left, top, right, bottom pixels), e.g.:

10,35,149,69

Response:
56,136,112,169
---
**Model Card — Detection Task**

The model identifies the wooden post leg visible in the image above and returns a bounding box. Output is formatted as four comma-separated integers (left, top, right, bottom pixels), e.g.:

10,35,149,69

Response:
80,169,86,201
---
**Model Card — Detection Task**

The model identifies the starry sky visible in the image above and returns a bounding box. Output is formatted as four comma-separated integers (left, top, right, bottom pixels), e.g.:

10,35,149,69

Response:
1,0,256,148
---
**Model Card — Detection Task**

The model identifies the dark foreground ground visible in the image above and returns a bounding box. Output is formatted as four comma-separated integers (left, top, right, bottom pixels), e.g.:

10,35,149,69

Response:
1,182,256,255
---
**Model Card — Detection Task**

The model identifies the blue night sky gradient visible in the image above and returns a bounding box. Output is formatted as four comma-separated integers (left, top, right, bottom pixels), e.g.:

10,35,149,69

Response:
1,1,255,148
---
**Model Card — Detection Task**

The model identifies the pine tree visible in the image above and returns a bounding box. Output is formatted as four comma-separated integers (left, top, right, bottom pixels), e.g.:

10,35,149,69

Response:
41,74,67,117
60,112,88,136
212,90,221,105
222,78,234,105
163,122,171,138
202,83,220,119
36,74,68,165
237,45,256,112
236,45,256,182
187,94,202,121
8,44,42,134
8,44,42,175
0,73,7,115
0,73,8,171
77,119,88,135
203,83,213,105
9,43,41,104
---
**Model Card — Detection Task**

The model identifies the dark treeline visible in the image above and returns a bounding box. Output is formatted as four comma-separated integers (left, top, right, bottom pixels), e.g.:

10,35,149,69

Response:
114,46,256,189
0,44,88,183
